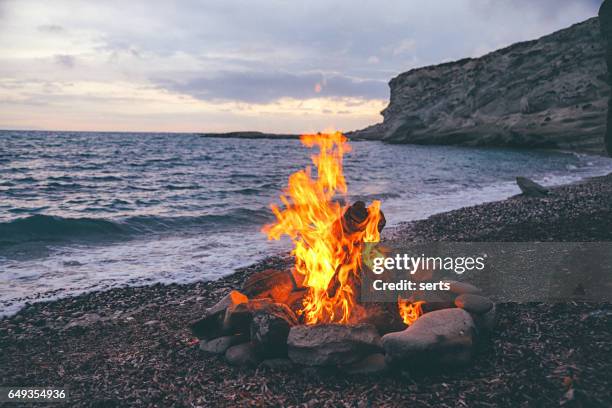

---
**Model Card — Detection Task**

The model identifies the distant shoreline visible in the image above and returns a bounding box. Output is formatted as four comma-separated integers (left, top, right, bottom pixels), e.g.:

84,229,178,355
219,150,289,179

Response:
199,131,300,139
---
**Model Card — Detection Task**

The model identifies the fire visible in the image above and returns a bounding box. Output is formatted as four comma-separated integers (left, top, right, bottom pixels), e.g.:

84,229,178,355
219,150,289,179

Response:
398,298,424,326
263,132,383,324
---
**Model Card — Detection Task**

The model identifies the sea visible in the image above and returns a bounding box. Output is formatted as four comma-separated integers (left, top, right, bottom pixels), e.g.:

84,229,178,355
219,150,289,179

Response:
2,130,612,316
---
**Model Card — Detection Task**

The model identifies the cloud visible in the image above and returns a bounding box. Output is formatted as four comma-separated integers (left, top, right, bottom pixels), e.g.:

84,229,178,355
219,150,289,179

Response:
0,0,602,132
156,71,388,103
38,24,64,33
54,54,76,68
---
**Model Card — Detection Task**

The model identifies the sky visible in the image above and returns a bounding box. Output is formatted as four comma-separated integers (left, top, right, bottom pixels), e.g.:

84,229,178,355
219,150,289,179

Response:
0,0,603,133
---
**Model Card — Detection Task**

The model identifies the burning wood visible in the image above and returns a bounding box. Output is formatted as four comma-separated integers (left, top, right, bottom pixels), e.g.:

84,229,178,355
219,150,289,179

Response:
262,132,387,324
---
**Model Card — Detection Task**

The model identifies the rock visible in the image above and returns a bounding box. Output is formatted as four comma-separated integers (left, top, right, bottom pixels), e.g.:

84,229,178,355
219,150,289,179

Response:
199,335,247,354
471,304,497,333
225,343,261,366
63,313,102,330
600,0,612,156
454,294,494,315
189,290,248,339
250,303,297,358
287,323,382,366
443,280,482,296
350,17,609,154
259,358,294,371
516,177,549,198
341,353,388,375
382,308,476,367
406,290,455,313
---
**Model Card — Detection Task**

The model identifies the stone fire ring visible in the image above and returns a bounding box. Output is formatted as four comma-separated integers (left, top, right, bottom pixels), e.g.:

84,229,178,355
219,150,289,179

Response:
189,269,495,374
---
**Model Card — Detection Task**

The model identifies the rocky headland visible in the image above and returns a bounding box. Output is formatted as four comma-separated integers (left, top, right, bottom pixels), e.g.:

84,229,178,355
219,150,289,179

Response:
351,16,611,155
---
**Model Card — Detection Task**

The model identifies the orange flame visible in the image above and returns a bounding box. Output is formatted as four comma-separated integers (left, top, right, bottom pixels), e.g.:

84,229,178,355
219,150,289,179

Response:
398,298,424,326
263,132,382,324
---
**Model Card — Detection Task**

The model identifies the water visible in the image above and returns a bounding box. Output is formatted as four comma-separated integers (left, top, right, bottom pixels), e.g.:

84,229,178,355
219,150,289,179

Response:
1,130,612,315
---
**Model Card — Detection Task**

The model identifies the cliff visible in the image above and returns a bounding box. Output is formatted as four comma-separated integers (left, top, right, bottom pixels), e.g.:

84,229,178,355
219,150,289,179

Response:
600,0,612,155
351,17,610,154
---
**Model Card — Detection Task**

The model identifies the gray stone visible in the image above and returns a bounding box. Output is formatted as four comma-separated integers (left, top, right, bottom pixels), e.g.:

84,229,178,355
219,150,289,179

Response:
382,308,476,367
516,177,549,198
259,358,294,371
225,343,261,366
199,335,246,354
341,353,388,375
454,294,494,315
287,323,382,366
350,17,609,154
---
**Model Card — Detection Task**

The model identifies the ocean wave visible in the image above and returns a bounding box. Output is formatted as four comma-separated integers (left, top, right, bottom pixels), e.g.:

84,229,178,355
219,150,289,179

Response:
0,209,272,247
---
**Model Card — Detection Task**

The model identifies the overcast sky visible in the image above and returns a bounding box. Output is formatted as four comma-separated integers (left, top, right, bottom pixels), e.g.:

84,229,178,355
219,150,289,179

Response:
0,0,602,133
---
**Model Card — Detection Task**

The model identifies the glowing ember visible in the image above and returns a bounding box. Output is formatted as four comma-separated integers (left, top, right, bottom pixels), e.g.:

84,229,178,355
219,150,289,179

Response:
398,298,424,326
263,132,383,324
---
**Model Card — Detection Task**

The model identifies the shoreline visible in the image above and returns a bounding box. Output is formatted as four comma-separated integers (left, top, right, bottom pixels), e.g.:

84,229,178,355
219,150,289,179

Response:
2,173,612,406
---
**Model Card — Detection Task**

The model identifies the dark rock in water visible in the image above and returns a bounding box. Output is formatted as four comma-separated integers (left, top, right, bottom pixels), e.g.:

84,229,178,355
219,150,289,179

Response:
600,0,612,156
443,280,482,296
225,343,261,367
259,358,294,371
250,303,297,358
382,308,476,367
287,323,382,366
189,290,248,339
199,334,247,355
241,268,306,304
350,17,609,154
455,294,494,315
516,177,549,197
341,353,388,375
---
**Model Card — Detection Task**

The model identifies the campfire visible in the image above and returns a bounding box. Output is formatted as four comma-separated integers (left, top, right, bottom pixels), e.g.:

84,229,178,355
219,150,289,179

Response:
190,132,496,372
263,131,387,325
